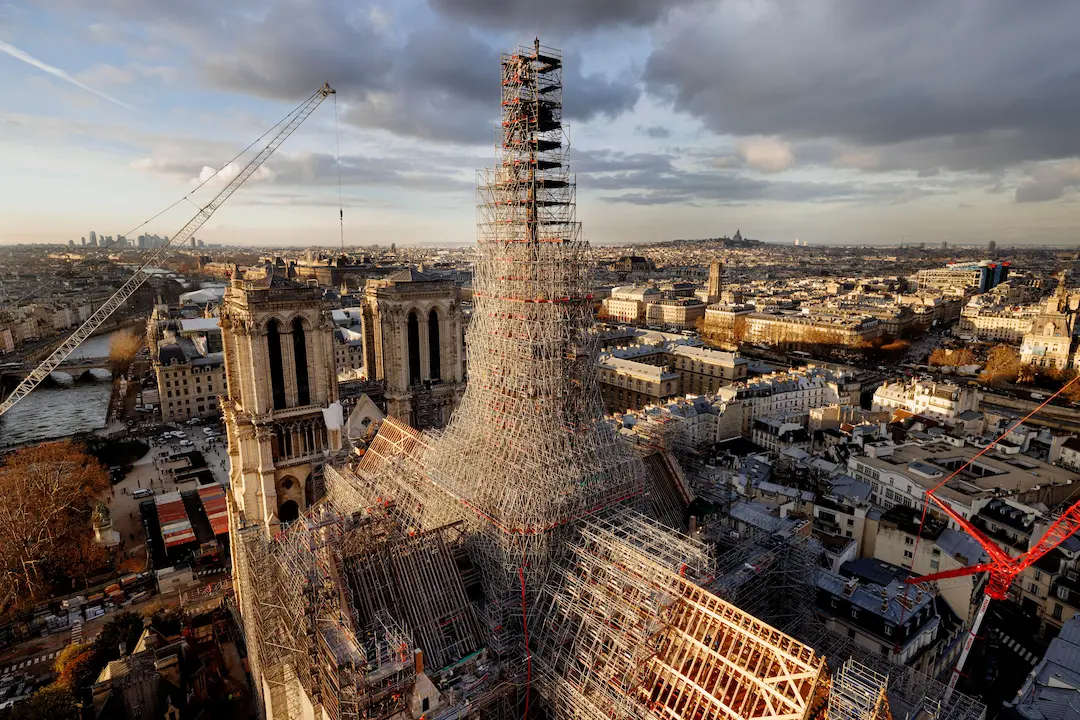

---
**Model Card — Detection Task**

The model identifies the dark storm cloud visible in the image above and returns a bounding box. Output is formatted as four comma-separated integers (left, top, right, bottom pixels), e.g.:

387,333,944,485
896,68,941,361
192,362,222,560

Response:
644,0,1080,174
341,32,638,144
64,1,638,145
195,9,638,144
428,0,699,33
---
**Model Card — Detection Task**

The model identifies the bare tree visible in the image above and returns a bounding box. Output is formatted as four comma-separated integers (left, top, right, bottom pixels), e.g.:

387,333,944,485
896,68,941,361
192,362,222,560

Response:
0,441,109,612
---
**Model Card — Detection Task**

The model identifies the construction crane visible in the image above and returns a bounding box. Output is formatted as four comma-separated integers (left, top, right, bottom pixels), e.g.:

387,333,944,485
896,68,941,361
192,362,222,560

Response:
904,374,1080,706
0,83,336,418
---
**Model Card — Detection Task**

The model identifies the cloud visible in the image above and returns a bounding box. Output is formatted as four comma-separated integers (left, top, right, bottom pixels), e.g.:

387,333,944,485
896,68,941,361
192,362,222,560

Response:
193,9,637,145
131,150,475,194
637,124,671,139
0,39,134,109
428,0,699,33
575,148,920,206
1015,159,1080,203
644,1,1080,175
736,136,794,173
76,63,136,87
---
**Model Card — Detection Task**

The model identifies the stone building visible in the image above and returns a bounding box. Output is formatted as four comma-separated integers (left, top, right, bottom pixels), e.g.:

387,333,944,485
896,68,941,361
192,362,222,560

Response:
1020,272,1079,370
705,259,722,304
357,269,466,429
147,307,226,423
871,378,980,423
220,267,343,530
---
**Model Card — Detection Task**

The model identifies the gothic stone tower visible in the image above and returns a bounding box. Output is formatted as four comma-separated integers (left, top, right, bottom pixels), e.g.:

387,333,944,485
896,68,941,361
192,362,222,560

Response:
362,269,465,428
220,268,343,534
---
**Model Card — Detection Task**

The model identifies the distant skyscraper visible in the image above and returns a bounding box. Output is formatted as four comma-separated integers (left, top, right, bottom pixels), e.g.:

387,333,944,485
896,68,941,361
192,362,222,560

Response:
191,237,197,249
80,236,86,246
89,230,97,247
988,239,997,254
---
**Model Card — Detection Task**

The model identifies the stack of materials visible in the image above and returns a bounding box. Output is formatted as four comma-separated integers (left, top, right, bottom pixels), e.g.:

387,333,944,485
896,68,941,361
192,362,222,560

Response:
197,483,229,536
155,490,195,548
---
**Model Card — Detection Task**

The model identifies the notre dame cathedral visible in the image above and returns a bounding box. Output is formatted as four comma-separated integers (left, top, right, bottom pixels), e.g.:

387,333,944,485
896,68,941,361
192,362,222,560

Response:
220,262,465,532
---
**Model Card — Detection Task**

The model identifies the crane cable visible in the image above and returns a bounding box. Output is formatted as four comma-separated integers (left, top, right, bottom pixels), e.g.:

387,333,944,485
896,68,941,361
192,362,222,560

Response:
334,91,344,251
902,373,1080,619
116,87,320,244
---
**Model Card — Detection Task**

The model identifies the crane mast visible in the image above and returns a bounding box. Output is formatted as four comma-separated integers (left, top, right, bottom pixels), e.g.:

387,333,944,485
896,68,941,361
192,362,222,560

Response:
0,83,335,418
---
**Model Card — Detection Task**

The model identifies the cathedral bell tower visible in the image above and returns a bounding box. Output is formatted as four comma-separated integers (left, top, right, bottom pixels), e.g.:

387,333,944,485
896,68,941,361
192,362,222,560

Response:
220,266,343,534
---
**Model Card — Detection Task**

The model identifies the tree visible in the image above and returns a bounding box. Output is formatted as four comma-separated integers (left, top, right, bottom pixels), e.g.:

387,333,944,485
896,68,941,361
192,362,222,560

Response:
980,344,1022,385
0,441,109,612
879,338,911,360
108,329,143,376
929,347,976,367
53,642,98,692
6,684,79,720
93,611,144,664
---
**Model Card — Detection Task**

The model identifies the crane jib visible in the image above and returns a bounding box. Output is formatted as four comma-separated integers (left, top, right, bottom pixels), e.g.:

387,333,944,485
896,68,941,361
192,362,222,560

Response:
0,83,336,417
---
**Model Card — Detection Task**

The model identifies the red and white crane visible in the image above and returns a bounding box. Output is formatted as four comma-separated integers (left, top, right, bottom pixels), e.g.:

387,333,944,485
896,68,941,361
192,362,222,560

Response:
905,374,1080,705
0,83,336,417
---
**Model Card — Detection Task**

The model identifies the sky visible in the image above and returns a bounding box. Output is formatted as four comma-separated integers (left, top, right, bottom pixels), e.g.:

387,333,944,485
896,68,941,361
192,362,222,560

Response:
1,0,1078,247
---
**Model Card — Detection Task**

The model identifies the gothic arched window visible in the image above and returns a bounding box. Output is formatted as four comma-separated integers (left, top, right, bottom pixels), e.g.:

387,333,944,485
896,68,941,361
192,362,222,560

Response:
292,317,310,406
428,308,441,381
407,310,421,385
267,319,287,410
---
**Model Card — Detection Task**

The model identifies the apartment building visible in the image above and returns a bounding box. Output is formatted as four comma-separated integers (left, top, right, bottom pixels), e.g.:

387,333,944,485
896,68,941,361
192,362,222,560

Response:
643,297,706,330
597,341,748,412
596,355,680,411
156,341,226,423
873,505,985,624
915,260,1009,295
742,310,882,347
957,298,1037,342
871,378,980,423
601,285,660,324
848,442,1075,522
717,365,860,434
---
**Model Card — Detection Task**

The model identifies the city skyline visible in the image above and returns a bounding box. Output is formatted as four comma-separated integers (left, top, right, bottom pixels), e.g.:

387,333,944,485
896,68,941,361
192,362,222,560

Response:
2,1,1079,248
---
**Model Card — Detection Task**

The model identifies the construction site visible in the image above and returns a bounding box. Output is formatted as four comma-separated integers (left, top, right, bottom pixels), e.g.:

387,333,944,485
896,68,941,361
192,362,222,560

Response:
223,40,990,720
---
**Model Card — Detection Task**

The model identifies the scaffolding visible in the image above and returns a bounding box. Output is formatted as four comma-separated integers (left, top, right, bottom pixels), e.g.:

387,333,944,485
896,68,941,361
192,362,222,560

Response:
532,507,825,720
233,509,417,720
828,660,891,720
230,38,983,720
704,524,986,720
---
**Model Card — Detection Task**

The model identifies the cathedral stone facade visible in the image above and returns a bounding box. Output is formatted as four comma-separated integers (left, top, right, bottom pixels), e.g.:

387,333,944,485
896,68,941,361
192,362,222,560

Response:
360,269,465,428
220,268,343,533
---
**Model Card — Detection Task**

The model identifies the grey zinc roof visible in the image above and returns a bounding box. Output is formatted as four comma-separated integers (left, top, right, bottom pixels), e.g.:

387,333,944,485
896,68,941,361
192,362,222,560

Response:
1009,616,1080,719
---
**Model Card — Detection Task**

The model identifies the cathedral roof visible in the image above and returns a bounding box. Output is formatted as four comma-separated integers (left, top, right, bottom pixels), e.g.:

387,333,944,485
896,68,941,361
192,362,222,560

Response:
385,268,437,284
